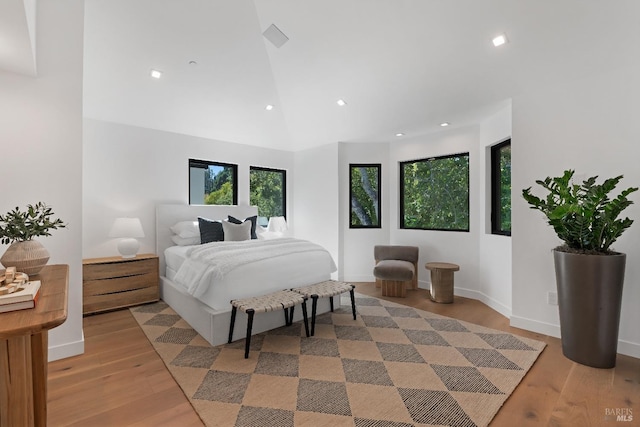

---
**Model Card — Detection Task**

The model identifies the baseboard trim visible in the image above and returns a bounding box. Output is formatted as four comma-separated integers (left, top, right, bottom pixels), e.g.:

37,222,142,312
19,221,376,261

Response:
48,334,85,362
510,315,640,359
453,287,512,318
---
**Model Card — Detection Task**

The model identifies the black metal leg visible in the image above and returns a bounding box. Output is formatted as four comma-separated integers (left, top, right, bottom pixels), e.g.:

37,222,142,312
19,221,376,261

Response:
289,305,295,324
301,298,310,337
228,306,237,343
310,295,318,336
349,287,357,320
283,307,290,325
330,295,334,312
244,309,254,359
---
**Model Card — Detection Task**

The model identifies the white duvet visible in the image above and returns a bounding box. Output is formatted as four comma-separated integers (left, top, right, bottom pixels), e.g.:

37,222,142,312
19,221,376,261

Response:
172,238,337,303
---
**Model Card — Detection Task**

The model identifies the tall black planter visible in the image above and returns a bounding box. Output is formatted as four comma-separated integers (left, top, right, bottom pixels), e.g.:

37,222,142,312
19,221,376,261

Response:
553,250,626,368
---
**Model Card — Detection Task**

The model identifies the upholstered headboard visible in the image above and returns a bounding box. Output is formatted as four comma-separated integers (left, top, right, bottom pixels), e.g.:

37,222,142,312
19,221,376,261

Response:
155,204,258,276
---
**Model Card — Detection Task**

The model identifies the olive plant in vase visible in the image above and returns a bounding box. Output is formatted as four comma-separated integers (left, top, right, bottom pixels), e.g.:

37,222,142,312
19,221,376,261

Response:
522,170,637,368
0,202,66,275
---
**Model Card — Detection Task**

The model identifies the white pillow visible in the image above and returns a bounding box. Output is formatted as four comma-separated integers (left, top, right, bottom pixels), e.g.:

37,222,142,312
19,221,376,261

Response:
170,221,199,238
257,231,284,240
171,235,200,246
222,220,251,241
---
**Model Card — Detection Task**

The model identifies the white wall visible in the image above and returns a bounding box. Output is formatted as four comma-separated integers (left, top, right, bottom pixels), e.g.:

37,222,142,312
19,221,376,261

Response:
512,62,640,358
292,143,340,277
477,105,512,317
0,0,84,361
338,142,390,281
389,127,481,292
83,118,294,258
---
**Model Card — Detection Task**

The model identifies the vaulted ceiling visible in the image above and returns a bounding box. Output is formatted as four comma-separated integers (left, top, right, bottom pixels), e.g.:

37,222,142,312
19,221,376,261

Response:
2,1,638,151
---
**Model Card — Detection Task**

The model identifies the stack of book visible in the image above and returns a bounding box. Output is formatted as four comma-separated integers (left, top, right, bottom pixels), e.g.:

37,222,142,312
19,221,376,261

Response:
0,280,41,313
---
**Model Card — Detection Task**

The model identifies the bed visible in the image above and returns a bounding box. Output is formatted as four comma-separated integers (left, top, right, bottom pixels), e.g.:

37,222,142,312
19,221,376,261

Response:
155,204,337,346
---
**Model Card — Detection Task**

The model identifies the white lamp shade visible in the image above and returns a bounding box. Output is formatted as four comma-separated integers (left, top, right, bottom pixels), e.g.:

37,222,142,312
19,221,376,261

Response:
267,216,288,233
109,218,145,238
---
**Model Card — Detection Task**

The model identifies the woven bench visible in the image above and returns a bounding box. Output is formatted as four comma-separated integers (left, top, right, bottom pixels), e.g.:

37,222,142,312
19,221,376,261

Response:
292,280,356,336
228,290,310,358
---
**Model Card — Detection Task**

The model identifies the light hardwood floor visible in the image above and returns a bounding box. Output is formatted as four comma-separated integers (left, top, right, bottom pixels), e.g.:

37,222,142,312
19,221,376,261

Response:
48,283,639,426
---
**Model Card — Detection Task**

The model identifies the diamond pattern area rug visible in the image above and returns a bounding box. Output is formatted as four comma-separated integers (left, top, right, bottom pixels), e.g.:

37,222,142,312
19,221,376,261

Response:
131,295,545,427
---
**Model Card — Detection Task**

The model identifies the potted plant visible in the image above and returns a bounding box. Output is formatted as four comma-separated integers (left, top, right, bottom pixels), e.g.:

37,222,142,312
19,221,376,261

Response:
0,202,66,275
522,170,637,368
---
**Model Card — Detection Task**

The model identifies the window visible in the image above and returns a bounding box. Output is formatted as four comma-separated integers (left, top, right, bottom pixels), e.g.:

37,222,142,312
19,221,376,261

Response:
400,153,469,231
189,159,238,205
491,139,511,235
350,164,381,228
250,166,286,224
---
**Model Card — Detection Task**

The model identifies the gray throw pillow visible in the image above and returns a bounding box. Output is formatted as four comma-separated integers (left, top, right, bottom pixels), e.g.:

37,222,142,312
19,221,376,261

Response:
222,220,251,241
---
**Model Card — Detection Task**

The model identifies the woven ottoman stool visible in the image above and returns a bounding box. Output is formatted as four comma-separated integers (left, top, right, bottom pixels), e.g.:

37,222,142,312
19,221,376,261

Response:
228,290,310,358
292,280,356,336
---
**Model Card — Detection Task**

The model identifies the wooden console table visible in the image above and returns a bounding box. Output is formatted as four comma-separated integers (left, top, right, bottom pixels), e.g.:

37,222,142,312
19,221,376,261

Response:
0,264,68,427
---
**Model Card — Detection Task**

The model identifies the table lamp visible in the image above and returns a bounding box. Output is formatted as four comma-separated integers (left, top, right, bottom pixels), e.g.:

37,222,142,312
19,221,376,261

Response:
267,216,288,237
109,217,145,258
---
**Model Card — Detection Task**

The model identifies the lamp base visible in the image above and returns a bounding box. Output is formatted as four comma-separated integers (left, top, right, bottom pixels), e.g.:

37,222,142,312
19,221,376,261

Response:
117,238,140,258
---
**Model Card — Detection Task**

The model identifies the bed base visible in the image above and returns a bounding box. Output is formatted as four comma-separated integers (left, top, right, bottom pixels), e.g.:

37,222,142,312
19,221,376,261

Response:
160,276,334,346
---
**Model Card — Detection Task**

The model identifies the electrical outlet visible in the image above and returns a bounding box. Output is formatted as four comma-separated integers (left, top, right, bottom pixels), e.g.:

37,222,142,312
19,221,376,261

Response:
547,291,558,305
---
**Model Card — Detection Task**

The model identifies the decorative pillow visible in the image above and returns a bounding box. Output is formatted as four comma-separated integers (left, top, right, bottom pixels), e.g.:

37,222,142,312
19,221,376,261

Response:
198,217,224,243
170,220,199,238
171,235,201,246
222,220,251,241
228,215,258,239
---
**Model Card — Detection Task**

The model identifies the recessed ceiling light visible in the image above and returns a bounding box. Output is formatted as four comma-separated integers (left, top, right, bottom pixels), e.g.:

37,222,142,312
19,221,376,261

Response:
265,104,274,111
440,122,450,127
395,133,404,137
492,33,508,47
336,99,347,106
150,69,162,79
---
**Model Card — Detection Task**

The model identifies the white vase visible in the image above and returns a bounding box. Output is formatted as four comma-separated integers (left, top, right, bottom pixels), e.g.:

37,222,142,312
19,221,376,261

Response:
0,240,50,275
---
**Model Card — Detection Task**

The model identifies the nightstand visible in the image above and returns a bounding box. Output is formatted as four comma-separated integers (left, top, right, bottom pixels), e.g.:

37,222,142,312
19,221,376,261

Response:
83,253,159,315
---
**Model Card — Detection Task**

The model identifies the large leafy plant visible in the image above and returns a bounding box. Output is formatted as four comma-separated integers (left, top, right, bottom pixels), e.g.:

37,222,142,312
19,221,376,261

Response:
522,170,638,254
0,202,66,244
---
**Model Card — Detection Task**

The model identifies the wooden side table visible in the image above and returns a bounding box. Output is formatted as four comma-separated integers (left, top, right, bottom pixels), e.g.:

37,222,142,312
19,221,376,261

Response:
83,254,159,315
0,264,68,427
425,262,460,303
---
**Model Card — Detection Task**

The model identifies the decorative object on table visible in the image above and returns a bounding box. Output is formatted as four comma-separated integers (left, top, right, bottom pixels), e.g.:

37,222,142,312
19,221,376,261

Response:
0,277,40,313
522,169,638,368
425,262,460,303
0,202,66,275
109,217,145,258
0,266,29,294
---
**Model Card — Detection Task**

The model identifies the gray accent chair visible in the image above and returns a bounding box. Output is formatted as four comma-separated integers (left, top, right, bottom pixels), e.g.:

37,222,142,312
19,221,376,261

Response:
373,245,419,297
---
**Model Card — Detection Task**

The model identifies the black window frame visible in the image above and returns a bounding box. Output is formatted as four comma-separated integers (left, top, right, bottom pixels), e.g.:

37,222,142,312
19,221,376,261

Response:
349,163,382,229
249,165,287,220
399,152,470,232
490,139,511,236
188,158,238,205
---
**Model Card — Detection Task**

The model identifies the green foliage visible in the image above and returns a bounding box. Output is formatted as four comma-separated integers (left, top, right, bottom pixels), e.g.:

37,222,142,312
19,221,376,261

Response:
499,145,511,232
351,166,379,227
250,169,285,218
205,181,234,205
0,202,67,244
402,155,469,230
522,170,638,253
204,165,235,205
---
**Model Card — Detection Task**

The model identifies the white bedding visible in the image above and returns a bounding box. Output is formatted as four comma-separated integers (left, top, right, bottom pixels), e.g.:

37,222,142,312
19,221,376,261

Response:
165,238,337,310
